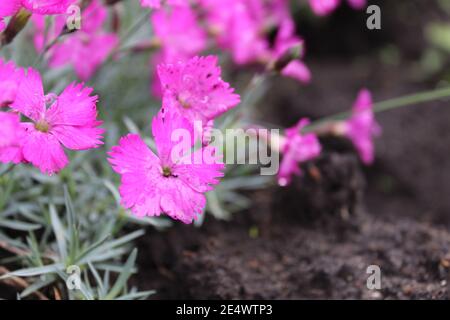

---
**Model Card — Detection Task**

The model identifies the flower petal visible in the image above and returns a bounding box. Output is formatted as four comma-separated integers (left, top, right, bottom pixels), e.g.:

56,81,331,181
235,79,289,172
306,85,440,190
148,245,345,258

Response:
11,68,45,122
50,124,104,150
22,124,68,174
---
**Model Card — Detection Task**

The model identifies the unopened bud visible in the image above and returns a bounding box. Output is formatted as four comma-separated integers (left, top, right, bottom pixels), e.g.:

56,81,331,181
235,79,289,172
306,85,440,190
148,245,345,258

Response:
271,42,303,72
0,9,31,47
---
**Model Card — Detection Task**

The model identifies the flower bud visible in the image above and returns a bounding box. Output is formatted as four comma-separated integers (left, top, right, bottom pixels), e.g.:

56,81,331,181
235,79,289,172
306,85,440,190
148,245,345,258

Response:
271,42,303,72
0,9,31,47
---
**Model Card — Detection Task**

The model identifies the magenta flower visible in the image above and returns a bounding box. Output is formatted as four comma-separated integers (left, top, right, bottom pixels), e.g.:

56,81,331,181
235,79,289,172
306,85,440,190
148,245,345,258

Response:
200,0,268,65
151,5,206,62
11,68,103,175
140,0,186,9
0,0,74,31
0,0,21,32
0,58,21,107
278,119,322,186
158,56,240,124
108,110,225,224
272,18,311,84
31,13,66,53
308,0,366,16
46,0,118,81
0,112,25,164
340,89,381,164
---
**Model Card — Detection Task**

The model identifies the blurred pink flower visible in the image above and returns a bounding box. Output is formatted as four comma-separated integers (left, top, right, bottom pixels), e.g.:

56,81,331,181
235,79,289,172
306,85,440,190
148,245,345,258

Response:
11,68,103,175
0,0,21,31
158,56,240,124
140,0,161,8
200,0,268,64
22,0,75,14
31,13,66,53
308,0,340,16
140,0,187,8
308,0,366,16
346,0,366,10
0,112,25,164
46,0,118,80
0,0,74,32
0,58,21,107
341,89,381,164
278,118,322,186
108,109,224,224
272,18,311,83
151,5,206,62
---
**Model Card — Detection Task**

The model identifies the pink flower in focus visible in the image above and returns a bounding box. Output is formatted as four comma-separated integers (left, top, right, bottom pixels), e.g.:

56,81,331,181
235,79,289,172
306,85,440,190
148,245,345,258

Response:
0,0,74,31
108,110,225,224
158,56,240,124
308,0,366,16
278,119,321,186
47,0,118,81
0,112,25,164
11,68,103,174
341,89,381,164
151,5,206,62
0,58,21,107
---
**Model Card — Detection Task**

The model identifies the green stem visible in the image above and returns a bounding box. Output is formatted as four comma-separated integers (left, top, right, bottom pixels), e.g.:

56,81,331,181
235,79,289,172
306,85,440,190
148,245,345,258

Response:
112,11,152,56
306,86,450,130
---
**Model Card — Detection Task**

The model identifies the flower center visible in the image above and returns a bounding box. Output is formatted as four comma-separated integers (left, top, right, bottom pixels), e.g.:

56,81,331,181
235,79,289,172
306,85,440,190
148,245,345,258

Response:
35,119,50,133
162,166,172,177
177,93,191,109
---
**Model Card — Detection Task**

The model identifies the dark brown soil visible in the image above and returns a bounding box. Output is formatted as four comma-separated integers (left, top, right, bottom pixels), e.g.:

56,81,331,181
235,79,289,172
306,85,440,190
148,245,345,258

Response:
134,140,450,299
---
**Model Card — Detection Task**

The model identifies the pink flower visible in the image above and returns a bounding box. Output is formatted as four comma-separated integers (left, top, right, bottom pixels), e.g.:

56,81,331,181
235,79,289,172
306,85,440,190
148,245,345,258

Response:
31,13,66,53
11,68,103,174
308,0,366,16
151,5,206,62
308,0,340,16
0,112,25,164
200,0,268,65
278,119,321,186
280,61,311,83
346,0,366,10
272,18,311,83
46,0,118,81
140,0,187,8
0,58,21,107
0,0,22,32
341,89,381,164
0,0,74,31
108,110,225,224
158,56,240,124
